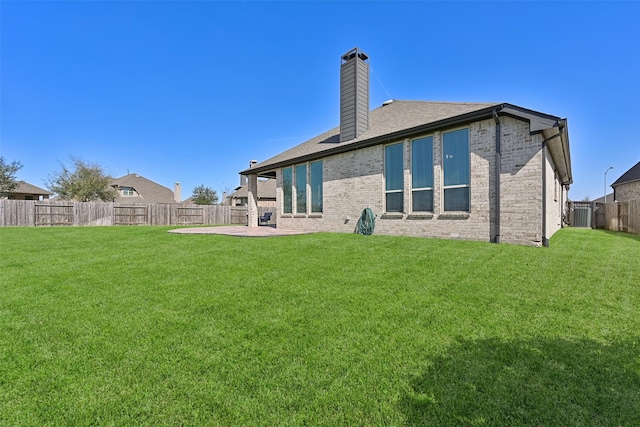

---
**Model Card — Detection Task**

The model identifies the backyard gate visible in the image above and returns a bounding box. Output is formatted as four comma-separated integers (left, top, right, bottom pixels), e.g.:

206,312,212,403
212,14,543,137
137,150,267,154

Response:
619,202,629,232
35,204,74,226
230,207,248,225
113,206,148,225
176,207,204,225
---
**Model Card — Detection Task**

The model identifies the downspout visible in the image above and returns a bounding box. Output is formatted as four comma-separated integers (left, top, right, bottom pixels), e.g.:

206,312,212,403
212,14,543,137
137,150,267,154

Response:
492,109,501,243
542,140,548,247
541,131,563,246
560,183,565,228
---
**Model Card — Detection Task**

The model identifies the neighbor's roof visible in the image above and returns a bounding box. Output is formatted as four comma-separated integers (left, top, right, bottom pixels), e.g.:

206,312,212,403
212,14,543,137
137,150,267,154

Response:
12,181,52,195
241,99,570,185
229,178,276,199
111,173,176,203
611,161,640,187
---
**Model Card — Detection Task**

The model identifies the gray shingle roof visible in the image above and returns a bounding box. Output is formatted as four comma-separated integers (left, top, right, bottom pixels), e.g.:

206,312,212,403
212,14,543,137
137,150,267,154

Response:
242,100,499,174
12,181,52,195
229,179,276,199
611,161,640,186
111,173,177,204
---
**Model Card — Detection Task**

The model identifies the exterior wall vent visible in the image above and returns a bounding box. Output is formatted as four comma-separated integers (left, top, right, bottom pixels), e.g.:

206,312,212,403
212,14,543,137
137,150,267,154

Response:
340,47,369,142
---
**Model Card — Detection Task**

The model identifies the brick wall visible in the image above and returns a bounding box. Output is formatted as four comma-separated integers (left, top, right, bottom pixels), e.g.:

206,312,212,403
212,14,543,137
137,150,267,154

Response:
498,117,543,244
277,116,564,246
614,181,640,202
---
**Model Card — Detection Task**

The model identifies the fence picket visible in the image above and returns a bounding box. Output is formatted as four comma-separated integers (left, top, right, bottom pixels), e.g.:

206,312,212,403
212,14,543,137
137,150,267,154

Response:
1,200,277,228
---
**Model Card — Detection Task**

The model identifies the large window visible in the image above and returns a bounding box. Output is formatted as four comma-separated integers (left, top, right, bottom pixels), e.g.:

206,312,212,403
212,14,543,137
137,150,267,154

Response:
295,164,307,213
385,143,404,213
443,128,470,212
282,167,293,214
411,136,434,212
310,160,323,213
283,161,323,215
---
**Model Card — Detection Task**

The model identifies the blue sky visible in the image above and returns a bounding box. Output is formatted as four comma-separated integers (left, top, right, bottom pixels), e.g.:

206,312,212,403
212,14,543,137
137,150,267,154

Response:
2,1,639,201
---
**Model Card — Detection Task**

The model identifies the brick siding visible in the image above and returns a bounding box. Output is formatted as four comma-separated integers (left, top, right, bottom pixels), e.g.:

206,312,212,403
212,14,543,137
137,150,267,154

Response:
277,116,565,246
614,181,640,202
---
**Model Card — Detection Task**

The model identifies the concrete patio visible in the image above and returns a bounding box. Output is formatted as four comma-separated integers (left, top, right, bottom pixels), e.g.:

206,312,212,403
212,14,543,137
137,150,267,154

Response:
168,225,315,237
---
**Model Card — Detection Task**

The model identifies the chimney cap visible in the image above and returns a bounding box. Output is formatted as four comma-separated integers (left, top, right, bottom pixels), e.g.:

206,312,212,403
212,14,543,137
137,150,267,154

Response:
341,47,368,64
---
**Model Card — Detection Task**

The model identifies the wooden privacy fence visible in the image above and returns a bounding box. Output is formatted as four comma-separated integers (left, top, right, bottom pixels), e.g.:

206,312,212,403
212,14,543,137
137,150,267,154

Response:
34,204,74,226
0,200,276,228
590,199,640,235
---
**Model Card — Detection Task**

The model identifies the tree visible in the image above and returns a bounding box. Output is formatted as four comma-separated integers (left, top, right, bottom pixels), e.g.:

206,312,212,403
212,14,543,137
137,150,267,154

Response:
46,158,117,202
191,184,218,205
0,156,23,197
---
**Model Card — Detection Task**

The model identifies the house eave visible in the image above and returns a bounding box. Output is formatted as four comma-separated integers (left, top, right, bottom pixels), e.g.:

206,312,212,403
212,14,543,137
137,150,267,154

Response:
612,178,640,188
542,120,572,186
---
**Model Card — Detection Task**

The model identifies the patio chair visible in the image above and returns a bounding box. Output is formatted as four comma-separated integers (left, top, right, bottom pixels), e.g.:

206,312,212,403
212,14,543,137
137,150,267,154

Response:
259,212,272,226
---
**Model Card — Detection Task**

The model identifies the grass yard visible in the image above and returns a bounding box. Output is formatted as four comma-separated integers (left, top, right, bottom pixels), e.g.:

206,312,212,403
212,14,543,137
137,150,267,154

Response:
1,226,639,426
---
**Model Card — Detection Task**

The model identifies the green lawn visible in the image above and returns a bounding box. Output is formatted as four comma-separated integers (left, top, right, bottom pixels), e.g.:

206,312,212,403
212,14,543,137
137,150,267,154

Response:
1,226,639,426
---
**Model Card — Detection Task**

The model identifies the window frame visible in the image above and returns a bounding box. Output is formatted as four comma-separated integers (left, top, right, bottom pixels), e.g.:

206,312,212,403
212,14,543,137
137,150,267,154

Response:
411,135,434,213
384,142,404,213
282,167,293,214
121,187,135,197
283,160,323,216
295,163,307,214
442,127,471,212
310,160,323,214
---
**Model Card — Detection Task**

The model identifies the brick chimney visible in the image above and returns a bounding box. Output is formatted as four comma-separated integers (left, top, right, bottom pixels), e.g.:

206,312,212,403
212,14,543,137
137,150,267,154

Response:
340,47,369,142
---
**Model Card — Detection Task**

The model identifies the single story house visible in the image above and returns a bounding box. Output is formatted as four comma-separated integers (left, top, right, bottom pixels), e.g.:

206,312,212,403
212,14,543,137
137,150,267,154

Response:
2,181,52,200
611,161,640,202
241,48,572,246
111,173,180,204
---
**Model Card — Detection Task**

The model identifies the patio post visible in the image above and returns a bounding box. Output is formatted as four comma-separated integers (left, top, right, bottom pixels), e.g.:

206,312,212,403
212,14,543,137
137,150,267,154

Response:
247,173,258,227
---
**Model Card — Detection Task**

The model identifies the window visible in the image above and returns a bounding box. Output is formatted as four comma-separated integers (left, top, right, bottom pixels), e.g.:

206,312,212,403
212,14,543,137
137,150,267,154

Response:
310,160,323,213
295,164,307,213
282,167,293,213
385,143,404,213
443,128,470,212
121,187,135,196
411,136,434,212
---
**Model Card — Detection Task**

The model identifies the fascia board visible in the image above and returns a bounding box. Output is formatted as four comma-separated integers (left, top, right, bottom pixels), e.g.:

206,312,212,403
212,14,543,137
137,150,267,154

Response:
500,105,560,132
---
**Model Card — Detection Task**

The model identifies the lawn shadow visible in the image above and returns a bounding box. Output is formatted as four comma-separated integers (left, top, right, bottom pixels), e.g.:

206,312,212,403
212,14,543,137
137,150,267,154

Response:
401,337,640,426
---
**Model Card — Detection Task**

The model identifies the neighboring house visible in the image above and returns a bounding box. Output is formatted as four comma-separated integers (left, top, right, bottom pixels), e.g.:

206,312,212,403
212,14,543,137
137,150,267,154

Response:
240,48,572,246
611,161,640,202
228,178,276,207
111,173,180,204
2,181,52,200
592,193,614,204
